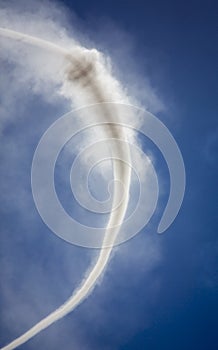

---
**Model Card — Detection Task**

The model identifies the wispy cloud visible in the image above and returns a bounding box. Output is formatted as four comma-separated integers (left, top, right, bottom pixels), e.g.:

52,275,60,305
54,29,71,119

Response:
0,1,165,349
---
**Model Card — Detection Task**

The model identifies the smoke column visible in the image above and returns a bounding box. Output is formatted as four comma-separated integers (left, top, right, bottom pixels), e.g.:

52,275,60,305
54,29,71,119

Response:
0,27,131,349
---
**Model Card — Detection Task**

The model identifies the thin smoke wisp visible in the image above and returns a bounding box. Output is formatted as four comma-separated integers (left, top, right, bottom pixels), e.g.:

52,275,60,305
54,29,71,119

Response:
0,26,132,350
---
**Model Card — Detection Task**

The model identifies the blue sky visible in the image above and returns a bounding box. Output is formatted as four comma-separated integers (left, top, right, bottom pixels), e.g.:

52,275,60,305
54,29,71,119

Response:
0,0,217,349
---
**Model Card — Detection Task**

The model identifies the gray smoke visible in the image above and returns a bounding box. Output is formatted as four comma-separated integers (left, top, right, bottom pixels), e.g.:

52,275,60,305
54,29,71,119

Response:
0,27,131,350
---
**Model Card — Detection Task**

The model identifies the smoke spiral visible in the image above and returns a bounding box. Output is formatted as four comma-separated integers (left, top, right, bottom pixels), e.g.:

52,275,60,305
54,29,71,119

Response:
0,26,185,350
31,102,185,248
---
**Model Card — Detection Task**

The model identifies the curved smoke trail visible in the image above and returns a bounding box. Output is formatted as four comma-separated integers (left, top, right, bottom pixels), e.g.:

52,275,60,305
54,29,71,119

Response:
0,27,131,349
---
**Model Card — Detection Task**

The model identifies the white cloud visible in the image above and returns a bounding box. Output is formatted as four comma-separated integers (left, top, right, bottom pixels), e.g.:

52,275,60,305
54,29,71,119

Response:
0,1,164,348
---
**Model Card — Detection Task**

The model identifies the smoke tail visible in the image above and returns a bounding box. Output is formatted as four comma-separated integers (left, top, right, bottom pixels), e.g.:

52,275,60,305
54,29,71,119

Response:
0,28,131,350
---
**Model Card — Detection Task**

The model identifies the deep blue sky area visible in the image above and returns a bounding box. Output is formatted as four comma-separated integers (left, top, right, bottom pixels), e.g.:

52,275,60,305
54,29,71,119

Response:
0,0,218,350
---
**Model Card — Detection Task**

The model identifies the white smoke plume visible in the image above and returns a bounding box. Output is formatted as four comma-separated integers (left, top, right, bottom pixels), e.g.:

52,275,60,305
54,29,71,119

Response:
0,6,134,350
0,1,167,348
